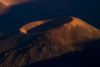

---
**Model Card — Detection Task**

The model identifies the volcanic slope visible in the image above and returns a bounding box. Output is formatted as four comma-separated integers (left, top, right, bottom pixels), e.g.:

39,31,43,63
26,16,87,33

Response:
0,16,100,67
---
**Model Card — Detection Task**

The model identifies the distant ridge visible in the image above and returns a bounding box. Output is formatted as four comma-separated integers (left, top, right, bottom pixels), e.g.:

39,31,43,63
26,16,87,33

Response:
0,2,10,15
20,19,52,34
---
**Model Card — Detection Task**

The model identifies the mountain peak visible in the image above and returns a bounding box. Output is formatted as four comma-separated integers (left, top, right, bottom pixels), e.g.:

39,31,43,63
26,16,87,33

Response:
20,16,100,36
0,17,100,67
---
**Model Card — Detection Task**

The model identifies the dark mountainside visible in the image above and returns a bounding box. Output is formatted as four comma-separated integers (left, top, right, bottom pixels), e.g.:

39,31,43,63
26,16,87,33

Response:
0,0,100,33
24,39,100,67
0,16,100,67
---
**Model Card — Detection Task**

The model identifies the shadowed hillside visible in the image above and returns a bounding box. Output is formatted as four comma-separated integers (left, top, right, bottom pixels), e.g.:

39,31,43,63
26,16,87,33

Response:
0,17,100,67
23,39,100,67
